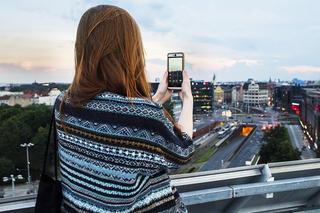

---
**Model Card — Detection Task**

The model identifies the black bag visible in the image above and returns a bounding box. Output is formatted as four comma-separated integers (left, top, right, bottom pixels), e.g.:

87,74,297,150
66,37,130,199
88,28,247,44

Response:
35,106,62,213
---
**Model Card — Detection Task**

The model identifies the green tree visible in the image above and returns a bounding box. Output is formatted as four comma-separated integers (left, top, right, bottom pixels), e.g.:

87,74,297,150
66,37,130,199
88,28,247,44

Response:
30,125,50,179
0,157,15,183
259,126,301,163
0,104,52,181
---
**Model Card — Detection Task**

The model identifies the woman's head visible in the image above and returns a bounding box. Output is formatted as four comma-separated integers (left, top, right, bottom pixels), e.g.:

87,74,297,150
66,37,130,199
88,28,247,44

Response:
68,5,150,105
61,5,181,136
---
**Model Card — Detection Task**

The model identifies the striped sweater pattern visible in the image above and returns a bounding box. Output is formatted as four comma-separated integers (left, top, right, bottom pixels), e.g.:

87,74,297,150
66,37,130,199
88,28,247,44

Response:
54,91,194,213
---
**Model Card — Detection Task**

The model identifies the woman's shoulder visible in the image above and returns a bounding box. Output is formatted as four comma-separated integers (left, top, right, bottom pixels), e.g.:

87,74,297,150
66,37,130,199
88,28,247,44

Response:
55,90,162,108
94,91,163,109
91,91,174,130
54,91,171,128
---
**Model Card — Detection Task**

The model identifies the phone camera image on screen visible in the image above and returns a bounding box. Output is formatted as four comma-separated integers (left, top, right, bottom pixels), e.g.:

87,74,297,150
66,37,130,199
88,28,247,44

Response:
167,52,184,90
169,58,183,72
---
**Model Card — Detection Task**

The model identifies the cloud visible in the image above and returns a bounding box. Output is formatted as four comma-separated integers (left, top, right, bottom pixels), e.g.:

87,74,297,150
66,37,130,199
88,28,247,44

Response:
0,62,73,83
2,1,320,82
188,55,261,71
0,62,56,72
281,65,320,74
145,55,262,83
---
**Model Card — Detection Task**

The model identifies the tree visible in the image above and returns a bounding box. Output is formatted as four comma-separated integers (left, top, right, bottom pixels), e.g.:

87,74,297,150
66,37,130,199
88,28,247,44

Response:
0,104,52,181
259,126,301,163
30,125,50,179
0,157,14,183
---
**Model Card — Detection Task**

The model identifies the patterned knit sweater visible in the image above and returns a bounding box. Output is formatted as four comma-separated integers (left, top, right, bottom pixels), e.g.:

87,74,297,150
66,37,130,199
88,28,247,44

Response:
54,91,195,213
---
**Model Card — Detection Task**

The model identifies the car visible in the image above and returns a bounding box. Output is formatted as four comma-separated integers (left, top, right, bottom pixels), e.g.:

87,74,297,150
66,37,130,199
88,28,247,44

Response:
214,126,222,132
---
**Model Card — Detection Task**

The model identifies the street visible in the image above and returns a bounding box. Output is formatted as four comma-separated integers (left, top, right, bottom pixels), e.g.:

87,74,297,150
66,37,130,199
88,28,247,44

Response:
286,125,316,159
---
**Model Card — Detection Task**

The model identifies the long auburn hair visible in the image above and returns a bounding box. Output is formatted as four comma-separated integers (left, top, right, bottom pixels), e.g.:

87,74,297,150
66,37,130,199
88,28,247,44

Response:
60,5,182,136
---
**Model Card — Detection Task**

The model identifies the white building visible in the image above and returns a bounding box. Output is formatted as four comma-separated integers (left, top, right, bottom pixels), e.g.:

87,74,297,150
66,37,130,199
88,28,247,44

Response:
0,91,23,96
231,85,243,105
37,88,61,106
0,95,10,105
243,80,269,107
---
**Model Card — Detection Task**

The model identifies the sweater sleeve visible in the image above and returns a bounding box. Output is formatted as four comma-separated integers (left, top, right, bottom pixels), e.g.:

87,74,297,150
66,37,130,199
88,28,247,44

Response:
153,106,195,169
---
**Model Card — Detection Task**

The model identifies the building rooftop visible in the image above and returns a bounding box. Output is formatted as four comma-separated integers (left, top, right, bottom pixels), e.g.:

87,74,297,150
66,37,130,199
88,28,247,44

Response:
1,159,320,212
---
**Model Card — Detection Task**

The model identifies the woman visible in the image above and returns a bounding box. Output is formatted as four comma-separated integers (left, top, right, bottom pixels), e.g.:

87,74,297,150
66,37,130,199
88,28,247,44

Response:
55,5,194,213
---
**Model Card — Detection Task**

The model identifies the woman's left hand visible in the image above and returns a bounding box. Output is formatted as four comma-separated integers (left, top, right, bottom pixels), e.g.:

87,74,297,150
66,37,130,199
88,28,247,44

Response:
152,71,172,105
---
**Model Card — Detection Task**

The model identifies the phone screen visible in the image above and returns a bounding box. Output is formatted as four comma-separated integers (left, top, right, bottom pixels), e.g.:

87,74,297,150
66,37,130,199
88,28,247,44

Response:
168,57,183,72
167,52,184,89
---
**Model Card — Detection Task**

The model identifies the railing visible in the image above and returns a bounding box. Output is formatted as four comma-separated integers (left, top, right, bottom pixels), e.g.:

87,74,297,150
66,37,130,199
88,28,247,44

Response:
1,159,320,213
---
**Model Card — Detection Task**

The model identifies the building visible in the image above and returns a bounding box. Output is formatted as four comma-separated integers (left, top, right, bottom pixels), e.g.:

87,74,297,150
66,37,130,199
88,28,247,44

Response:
214,86,224,105
300,88,320,144
231,85,243,106
273,85,310,113
243,79,269,107
36,88,61,106
171,92,182,120
273,85,292,111
273,85,320,144
7,95,34,107
0,91,23,96
6,158,320,212
221,85,233,104
191,80,213,115
0,95,10,105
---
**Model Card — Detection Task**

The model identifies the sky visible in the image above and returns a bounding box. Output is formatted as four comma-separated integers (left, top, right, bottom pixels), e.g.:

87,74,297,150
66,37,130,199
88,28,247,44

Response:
1,0,320,83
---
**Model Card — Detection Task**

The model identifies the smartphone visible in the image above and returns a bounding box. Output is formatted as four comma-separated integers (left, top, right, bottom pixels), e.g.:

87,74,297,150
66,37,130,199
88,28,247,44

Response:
167,52,184,90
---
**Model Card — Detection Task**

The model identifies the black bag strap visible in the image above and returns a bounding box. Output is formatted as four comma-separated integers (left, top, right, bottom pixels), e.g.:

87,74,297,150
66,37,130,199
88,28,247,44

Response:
41,102,58,179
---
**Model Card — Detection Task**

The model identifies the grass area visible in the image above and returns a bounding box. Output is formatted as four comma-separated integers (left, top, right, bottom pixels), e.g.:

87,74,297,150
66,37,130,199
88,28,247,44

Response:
171,136,220,174
194,146,217,164
180,166,197,174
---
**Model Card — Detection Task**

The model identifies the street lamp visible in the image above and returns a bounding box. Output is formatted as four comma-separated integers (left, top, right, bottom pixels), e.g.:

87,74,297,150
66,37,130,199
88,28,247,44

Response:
20,143,34,184
2,174,23,197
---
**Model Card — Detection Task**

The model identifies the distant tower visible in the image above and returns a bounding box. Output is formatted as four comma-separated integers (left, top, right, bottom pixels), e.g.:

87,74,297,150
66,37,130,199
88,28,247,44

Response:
212,73,216,85
269,77,272,83
212,73,216,110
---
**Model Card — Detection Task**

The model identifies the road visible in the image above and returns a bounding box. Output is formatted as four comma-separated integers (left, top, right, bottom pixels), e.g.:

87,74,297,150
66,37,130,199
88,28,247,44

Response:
194,116,216,130
200,133,246,171
228,129,263,168
193,107,317,172
286,125,316,159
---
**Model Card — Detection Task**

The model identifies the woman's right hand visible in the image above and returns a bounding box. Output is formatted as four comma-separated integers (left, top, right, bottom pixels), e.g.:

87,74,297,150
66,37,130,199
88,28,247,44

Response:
178,70,193,103
152,71,173,105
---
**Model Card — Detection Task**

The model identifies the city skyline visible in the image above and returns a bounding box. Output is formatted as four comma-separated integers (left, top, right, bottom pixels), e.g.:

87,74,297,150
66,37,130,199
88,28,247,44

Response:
1,1,320,83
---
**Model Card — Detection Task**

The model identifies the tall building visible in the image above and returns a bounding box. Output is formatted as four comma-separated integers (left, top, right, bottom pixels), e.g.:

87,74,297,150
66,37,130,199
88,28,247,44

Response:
221,85,233,104
214,86,224,105
231,85,243,106
273,85,292,111
191,80,213,114
300,88,320,144
273,84,305,112
243,79,269,107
